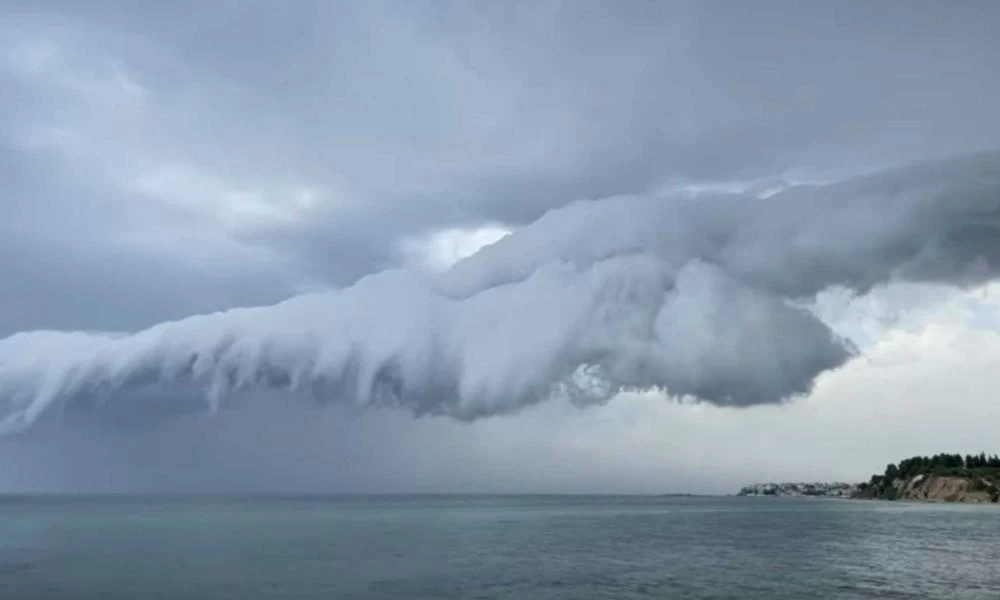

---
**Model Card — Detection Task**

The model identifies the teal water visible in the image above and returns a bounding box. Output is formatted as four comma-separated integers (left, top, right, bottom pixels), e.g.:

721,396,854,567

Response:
0,495,997,599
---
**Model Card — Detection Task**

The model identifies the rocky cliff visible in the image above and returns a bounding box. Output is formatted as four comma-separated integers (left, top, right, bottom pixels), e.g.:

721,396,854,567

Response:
857,473,1000,503
854,453,1000,503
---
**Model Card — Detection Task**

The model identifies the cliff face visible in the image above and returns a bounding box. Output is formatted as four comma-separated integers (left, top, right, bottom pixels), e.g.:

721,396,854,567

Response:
868,474,1000,503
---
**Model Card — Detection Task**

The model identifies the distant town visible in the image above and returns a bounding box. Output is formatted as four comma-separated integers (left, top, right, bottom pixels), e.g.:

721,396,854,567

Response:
737,482,858,498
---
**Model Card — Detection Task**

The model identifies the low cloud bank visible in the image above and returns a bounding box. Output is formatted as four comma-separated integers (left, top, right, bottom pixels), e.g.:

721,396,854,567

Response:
2,151,998,435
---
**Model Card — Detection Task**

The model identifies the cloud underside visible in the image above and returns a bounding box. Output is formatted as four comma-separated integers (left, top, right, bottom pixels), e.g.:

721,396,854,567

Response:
1,150,998,434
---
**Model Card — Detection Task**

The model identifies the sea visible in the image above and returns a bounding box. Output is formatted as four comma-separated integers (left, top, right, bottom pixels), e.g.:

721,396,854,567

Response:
0,494,997,599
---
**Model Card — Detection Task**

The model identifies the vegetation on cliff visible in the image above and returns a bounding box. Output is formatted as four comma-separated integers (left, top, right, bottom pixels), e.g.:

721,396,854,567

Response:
857,453,1000,502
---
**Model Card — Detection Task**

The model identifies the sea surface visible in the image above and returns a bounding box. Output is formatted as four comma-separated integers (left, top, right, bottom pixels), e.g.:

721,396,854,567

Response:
0,494,997,599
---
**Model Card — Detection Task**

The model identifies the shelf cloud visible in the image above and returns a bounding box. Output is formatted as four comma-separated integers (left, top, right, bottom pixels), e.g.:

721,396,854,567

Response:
2,151,998,435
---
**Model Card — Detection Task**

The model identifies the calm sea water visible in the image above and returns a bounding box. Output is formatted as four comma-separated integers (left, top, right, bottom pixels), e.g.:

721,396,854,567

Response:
0,495,997,599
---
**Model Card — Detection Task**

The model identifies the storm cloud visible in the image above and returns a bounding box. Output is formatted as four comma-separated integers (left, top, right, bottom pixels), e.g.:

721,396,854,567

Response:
2,1,1000,493
2,151,998,434
3,1,1000,329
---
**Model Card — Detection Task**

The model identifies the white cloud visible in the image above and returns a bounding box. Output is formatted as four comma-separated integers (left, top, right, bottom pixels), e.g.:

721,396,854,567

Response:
399,224,512,272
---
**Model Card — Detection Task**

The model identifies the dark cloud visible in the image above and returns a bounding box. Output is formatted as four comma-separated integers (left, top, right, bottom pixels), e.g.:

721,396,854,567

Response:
2,150,999,436
4,1,1000,329
2,1,1000,491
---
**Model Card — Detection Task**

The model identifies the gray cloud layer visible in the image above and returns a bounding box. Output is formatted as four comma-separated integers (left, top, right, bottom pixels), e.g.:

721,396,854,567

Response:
3,1,1000,500
2,151,998,434
3,1,1000,336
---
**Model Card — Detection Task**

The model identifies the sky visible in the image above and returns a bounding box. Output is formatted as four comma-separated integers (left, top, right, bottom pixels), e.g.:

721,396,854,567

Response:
2,0,1000,493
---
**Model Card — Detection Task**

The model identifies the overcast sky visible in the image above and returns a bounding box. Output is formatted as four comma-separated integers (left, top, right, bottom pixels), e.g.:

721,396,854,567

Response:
2,0,1000,493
